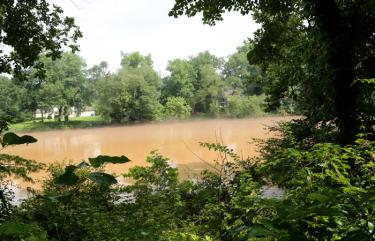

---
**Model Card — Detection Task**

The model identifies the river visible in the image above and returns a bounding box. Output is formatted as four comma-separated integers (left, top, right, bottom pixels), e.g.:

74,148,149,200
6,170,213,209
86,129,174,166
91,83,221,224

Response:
5,116,292,190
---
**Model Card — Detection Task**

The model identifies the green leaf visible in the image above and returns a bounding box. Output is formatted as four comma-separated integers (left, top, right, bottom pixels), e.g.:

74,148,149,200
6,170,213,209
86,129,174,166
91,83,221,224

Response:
44,193,73,203
88,172,117,185
246,224,271,238
88,155,131,168
53,165,79,185
77,161,90,168
2,132,37,147
0,165,10,174
342,229,371,241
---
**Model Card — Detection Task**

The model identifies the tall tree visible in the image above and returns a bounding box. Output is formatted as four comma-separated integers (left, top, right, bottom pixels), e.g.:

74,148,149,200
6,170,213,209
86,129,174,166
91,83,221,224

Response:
162,59,195,106
41,53,87,121
195,65,225,114
85,61,110,107
189,52,225,113
96,52,162,123
170,0,375,144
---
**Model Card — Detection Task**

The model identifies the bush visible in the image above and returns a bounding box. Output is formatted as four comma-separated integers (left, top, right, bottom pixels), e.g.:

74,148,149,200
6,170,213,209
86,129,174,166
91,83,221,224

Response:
164,97,192,119
5,122,374,240
208,100,221,117
226,94,265,118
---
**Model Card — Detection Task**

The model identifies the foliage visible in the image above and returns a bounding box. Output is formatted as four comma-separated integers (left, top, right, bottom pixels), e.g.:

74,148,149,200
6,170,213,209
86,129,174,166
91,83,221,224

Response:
0,132,43,182
0,220,48,241
2,45,269,130
53,155,130,186
0,129,44,235
0,0,82,78
0,76,27,122
41,53,88,121
162,59,196,106
17,154,131,240
95,52,163,123
195,65,225,114
164,96,192,119
169,0,375,145
118,151,184,240
223,41,264,96
233,127,375,240
226,94,265,118
161,231,213,241
10,116,107,132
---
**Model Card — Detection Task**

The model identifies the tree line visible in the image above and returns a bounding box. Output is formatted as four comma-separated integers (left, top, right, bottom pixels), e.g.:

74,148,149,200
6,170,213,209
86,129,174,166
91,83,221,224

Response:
1,42,275,125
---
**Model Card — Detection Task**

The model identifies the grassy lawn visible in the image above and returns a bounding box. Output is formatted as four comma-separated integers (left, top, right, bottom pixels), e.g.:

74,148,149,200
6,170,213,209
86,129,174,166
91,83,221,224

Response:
10,116,109,132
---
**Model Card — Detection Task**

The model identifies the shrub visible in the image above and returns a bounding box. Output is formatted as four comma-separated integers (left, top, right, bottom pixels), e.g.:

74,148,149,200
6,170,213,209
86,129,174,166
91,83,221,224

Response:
226,94,265,118
164,97,192,119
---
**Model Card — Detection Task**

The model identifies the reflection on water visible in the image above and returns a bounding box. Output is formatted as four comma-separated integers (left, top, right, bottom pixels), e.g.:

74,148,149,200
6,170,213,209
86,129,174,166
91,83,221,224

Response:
5,116,292,188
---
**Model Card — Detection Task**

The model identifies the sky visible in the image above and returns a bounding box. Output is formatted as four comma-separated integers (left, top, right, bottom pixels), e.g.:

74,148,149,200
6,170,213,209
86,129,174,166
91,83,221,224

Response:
56,0,259,75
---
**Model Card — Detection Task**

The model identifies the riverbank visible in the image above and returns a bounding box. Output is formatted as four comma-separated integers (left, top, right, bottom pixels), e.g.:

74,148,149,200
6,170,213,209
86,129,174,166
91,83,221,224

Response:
10,116,108,132
10,114,285,133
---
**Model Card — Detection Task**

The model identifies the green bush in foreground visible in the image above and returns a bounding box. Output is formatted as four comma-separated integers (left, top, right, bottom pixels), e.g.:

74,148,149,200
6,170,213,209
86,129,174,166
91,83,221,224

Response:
1,122,374,240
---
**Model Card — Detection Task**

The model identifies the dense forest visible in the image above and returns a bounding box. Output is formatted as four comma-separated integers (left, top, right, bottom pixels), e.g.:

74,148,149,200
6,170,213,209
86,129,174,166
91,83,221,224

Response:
0,0,374,241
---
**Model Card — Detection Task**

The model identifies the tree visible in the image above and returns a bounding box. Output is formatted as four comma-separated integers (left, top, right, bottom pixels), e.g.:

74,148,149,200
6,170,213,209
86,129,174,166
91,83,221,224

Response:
170,0,375,144
41,52,87,121
95,52,163,123
164,97,192,119
85,61,110,108
195,65,225,114
87,61,109,81
120,52,153,69
226,94,265,118
188,52,225,113
223,41,263,96
162,59,195,106
0,76,25,121
95,74,129,123
189,51,224,73
0,0,82,78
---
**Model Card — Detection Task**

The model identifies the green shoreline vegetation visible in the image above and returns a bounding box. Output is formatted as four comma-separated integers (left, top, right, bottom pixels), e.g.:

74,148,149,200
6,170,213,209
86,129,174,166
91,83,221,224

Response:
9,111,280,133
9,116,106,132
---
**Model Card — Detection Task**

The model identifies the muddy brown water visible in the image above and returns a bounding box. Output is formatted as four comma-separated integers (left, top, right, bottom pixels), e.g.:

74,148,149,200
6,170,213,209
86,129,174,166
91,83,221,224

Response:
5,116,293,190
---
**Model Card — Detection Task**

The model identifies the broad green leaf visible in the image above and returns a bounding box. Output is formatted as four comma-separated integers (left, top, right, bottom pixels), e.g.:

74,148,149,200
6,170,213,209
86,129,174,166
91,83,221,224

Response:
44,193,73,203
88,172,117,185
88,155,131,168
54,165,79,185
2,132,37,147
246,224,271,238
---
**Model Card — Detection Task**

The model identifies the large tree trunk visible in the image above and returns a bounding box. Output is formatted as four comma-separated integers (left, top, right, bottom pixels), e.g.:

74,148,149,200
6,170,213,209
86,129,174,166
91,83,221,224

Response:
315,0,359,145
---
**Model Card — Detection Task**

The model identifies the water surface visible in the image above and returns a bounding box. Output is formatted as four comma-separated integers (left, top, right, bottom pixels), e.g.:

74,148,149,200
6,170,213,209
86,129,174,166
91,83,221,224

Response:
5,117,291,187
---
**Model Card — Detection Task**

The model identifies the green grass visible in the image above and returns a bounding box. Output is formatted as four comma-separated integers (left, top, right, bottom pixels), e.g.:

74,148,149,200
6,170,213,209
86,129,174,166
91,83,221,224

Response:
10,116,109,132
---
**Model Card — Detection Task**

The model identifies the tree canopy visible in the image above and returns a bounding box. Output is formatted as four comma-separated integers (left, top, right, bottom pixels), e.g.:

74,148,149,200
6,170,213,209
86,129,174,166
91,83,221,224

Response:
170,0,375,144
0,0,82,78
